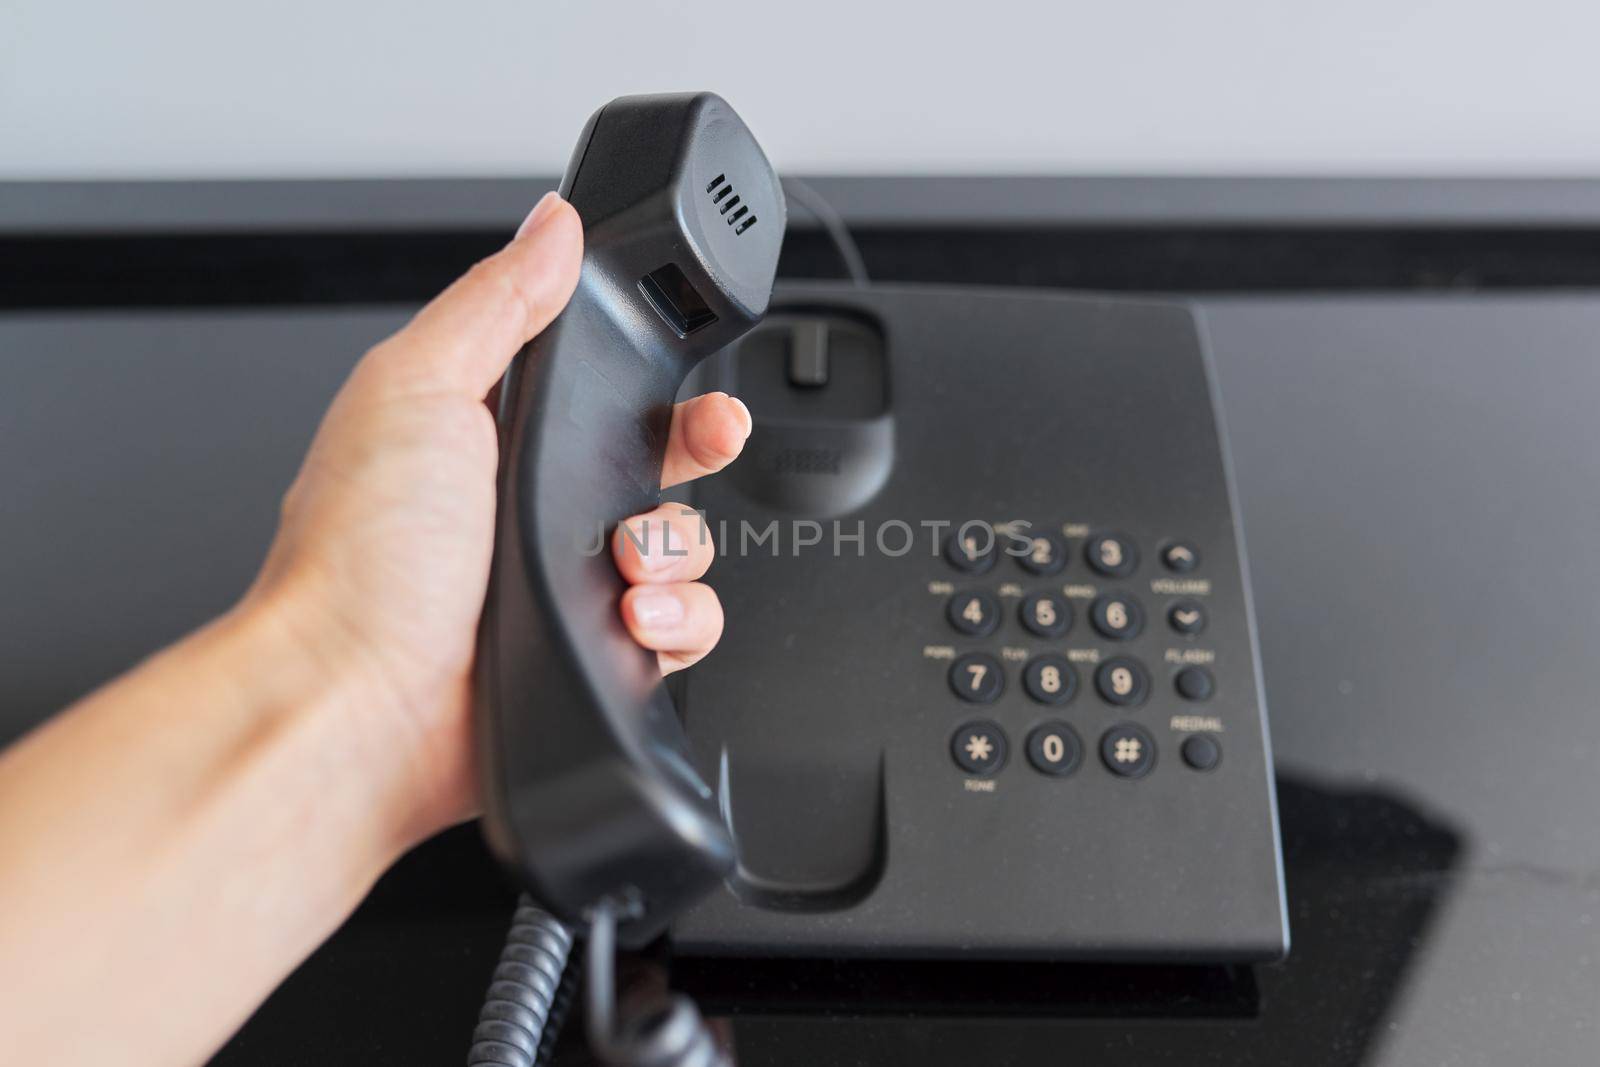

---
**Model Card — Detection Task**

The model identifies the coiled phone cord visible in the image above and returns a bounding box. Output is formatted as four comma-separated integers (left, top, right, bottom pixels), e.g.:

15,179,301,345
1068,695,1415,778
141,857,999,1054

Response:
468,896,729,1067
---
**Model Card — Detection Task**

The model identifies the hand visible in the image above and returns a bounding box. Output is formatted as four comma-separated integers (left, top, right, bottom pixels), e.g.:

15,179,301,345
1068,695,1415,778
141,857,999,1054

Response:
249,191,752,848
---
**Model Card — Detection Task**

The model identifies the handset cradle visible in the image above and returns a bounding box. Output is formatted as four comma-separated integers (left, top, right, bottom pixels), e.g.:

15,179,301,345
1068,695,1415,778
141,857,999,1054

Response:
476,93,786,946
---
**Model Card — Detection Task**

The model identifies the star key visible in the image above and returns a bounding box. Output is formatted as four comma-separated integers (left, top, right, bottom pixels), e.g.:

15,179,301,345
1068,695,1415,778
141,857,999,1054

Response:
951,721,1007,776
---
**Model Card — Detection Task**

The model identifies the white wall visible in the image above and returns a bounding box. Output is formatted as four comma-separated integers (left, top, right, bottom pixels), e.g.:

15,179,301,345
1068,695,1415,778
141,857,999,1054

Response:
4,0,1597,179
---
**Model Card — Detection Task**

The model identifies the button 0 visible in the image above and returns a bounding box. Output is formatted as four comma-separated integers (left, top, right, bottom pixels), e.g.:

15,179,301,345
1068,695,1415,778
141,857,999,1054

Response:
1181,734,1221,771
1094,656,1150,706
1168,600,1207,635
949,652,1004,704
1018,532,1066,575
1090,594,1144,640
1161,541,1201,572
1175,666,1214,701
947,591,999,637
1086,532,1139,577
952,721,1007,775
1020,591,1071,638
1023,654,1077,705
1101,724,1156,778
1026,722,1083,776
945,525,998,574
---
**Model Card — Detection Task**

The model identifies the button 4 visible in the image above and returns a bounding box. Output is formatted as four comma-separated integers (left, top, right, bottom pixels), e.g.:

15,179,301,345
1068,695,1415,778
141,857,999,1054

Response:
947,591,1000,637
949,652,1004,704
952,721,1007,775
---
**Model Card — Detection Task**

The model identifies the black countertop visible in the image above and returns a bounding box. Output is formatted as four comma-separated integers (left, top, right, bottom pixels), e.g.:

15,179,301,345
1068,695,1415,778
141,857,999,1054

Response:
2,178,1597,1065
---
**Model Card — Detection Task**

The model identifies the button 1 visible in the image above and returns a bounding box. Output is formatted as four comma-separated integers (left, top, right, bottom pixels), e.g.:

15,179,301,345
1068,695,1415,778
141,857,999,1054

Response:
1090,594,1145,640
1020,591,1071,638
1018,531,1066,575
945,524,998,574
1100,724,1156,778
1023,654,1077,705
1086,531,1139,577
947,591,1000,637
1168,599,1207,635
1175,666,1214,701
949,652,1004,704
952,721,1007,775
1161,541,1201,572
1026,722,1083,776
1181,734,1221,771
1094,656,1150,706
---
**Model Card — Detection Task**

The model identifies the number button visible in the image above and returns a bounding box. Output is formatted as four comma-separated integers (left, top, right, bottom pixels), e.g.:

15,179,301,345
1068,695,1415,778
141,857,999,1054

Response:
946,591,999,637
1168,599,1207,635
951,721,1008,775
1026,722,1083,777
945,525,998,574
949,652,1004,704
1018,532,1066,575
1094,656,1150,706
1086,531,1139,577
1161,541,1201,572
1023,654,1077,705
1090,594,1145,640
1100,724,1157,778
1020,591,1071,638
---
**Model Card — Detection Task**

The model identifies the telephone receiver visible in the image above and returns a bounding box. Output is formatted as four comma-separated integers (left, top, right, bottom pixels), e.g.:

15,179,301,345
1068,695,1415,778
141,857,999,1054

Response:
475,93,786,948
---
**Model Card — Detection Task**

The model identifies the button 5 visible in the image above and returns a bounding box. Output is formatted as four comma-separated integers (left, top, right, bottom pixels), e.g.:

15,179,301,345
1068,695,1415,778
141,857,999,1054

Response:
1020,591,1071,638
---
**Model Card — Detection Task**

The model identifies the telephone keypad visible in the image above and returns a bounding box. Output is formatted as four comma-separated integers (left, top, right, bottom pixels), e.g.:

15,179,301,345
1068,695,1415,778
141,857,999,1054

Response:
1086,531,1139,577
947,591,1000,637
1019,591,1071,638
1094,656,1150,706
949,652,1004,703
1100,724,1157,778
1022,654,1076,705
952,721,1008,775
1025,722,1083,776
1090,593,1145,640
1017,532,1066,575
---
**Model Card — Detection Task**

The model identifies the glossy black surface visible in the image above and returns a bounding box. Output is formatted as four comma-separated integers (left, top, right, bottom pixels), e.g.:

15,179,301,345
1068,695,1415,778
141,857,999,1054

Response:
3,185,1599,1062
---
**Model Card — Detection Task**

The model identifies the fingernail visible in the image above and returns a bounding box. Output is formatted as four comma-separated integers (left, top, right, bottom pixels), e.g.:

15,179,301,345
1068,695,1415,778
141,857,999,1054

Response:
515,191,562,239
622,521,681,572
632,591,685,628
730,395,754,439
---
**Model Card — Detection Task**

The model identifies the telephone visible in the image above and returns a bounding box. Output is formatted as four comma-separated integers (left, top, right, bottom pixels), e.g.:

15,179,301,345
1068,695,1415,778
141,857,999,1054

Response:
473,93,1286,1067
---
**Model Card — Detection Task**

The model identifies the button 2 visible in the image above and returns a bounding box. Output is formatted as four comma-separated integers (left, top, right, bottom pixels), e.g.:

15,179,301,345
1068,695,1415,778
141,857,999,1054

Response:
949,652,1004,703
1026,722,1083,776
1094,656,1149,706
945,525,998,574
947,591,1000,636
1023,654,1077,705
1018,532,1066,575
1086,532,1139,577
1020,591,1071,638
952,721,1007,775
1100,724,1156,778
1090,594,1144,640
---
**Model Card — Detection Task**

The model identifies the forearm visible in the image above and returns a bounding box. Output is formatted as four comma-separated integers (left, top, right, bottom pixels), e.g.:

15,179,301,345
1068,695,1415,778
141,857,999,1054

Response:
0,593,407,1065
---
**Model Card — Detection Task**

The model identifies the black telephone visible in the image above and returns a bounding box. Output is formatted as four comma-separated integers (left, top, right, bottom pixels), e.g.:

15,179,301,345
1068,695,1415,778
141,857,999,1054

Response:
475,92,1287,1066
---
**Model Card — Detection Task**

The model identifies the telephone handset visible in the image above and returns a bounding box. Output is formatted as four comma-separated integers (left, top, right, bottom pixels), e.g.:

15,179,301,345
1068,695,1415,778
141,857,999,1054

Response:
474,93,785,946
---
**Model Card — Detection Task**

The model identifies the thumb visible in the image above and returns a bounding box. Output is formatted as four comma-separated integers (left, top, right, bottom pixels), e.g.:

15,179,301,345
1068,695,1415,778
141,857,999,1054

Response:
366,192,584,399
